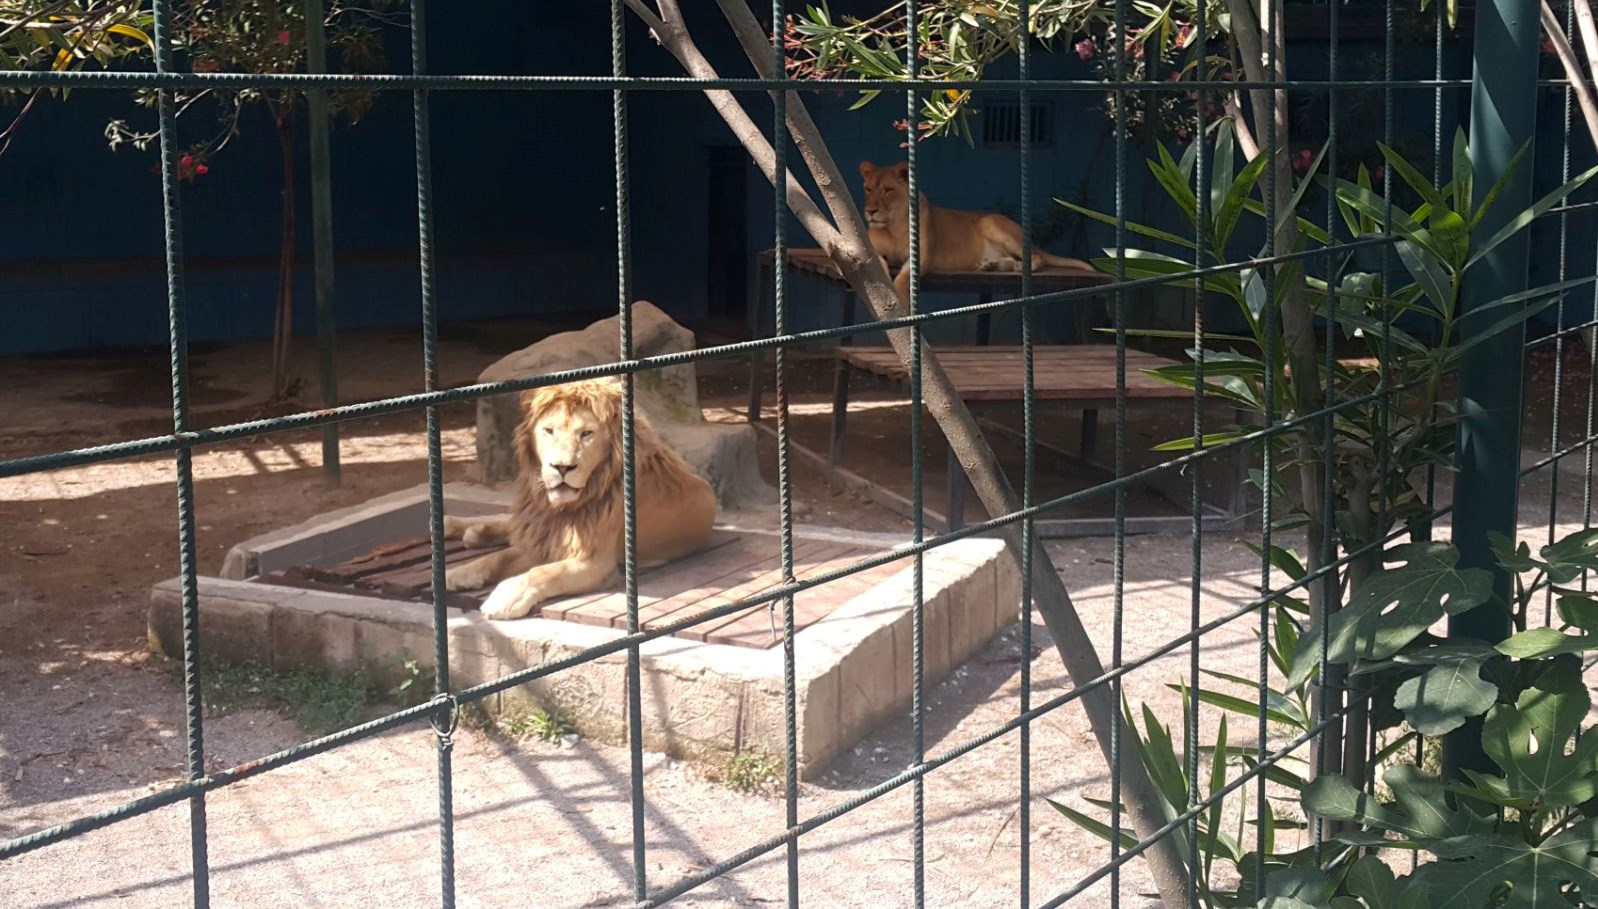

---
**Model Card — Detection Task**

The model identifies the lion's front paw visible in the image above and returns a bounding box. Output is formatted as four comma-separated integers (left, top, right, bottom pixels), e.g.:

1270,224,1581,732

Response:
444,561,492,592
479,575,544,621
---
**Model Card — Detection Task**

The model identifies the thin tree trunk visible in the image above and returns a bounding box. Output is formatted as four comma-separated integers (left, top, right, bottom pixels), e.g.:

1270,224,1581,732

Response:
272,111,296,402
628,2,1196,904
1226,0,1344,824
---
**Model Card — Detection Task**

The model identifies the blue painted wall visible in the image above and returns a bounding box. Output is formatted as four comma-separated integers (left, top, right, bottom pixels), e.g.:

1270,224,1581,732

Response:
2,3,1590,355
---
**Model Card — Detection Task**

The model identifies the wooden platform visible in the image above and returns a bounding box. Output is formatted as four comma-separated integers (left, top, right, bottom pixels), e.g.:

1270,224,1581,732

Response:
255,530,907,650
767,246,1112,291
834,344,1197,404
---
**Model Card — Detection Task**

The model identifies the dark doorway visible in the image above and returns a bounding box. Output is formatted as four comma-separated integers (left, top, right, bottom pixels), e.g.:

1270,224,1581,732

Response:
705,145,749,327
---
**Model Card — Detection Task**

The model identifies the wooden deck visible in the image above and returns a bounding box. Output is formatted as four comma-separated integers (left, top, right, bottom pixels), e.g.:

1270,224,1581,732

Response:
255,530,907,650
835,344,1195,404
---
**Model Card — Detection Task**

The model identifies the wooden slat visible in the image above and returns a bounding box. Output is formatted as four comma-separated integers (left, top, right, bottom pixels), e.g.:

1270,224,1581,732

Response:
836,344,1196,402
773,247,1111,284
656,542,862,641
371,545,503,598
536,531,746,622
255,528,889,650
694,545,888,646
549,535,801,628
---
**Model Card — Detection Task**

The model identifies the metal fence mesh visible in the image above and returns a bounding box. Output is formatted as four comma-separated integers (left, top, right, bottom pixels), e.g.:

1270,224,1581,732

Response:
4,0,1597,906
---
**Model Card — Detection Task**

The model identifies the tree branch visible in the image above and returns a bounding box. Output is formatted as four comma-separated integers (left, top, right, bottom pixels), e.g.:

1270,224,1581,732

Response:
1548,0,1598,153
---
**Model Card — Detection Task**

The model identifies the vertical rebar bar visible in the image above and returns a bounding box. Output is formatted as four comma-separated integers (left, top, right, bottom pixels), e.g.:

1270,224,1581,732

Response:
150,0,209,901
407,0,456,902
611,1,647,902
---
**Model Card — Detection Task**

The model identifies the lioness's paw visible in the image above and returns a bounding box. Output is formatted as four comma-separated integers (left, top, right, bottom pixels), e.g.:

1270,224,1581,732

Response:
442,515,472,539
462,526,491,548
480,576,543,621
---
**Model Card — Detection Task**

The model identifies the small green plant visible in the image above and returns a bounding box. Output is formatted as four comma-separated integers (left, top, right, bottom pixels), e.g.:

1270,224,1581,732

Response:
501,708,576,744
383,654,435,708
720,752,783,795
190,657,375,737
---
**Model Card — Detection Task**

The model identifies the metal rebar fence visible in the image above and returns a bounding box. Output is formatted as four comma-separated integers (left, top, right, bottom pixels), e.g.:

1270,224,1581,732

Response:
3,0,1596,906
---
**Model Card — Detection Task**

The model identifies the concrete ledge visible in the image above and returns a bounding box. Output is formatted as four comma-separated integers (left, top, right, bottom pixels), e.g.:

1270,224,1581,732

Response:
153,484,1018,778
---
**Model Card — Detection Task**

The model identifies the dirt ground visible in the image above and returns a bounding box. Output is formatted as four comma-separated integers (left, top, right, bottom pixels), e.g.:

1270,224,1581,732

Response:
1,320,1593,908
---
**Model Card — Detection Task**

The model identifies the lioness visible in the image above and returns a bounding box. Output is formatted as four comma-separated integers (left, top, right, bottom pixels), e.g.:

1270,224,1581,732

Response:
441,377,718,620
860,160,1093,302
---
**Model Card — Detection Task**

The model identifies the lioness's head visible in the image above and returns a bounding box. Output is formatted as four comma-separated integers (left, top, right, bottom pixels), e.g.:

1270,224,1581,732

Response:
517,378,625,508
859,160,911,230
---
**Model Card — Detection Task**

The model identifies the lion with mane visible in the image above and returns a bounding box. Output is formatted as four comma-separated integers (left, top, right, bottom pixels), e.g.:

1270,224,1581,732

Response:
442,376,718,620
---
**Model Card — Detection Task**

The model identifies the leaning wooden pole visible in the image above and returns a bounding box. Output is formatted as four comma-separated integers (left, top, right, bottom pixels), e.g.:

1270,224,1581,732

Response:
623,2,1194,903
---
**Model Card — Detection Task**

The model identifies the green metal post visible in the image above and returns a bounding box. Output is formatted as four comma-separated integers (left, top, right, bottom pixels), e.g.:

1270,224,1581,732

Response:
305,0,340,486
1445,0,1540,780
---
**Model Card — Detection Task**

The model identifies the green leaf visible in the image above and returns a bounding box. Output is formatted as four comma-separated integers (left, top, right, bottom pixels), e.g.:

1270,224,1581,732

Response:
1379,141,1447,213
1216,146,1271,251
1539,527,1598,583
1448,128,1473,214
1394,238,1455,314
1046,798,1137,850
1472,661,1598,807
1302,763,1494,841
1391,652,1497,736
1468,140,1531,231
1414,819,1598,908
1489,531,1539,573
1240,541,1308,583
1056,199,1200,250
1150,147,1199,226
1495,626,1598,659
1151,429,1252,452
1320,543,1493,667
1555,594,1598,632
1468,162,1598,270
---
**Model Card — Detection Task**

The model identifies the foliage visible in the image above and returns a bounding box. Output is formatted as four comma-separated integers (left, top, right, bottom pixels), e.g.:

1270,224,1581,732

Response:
502,707,577,745
720,751,784,795
784,0,1232,145
190,655,376,737
1056,526,1598,908
1063,123,1597,581
1,0,151,92
100,0,401,170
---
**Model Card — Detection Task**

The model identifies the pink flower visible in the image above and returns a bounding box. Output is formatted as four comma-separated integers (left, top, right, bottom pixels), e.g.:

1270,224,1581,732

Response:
195,164,209,176
1372,165,1386,184
277,30,291,44
1075,39,1095,61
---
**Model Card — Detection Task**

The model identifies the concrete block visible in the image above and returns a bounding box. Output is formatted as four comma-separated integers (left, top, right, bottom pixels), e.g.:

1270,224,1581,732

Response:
152,489,1010,779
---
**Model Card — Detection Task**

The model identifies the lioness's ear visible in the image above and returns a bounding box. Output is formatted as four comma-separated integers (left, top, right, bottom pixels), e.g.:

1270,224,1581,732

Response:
892,161,909,178
859,161,876,177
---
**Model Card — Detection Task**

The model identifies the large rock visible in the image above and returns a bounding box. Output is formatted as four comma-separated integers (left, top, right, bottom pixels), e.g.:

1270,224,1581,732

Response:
475,301,775,511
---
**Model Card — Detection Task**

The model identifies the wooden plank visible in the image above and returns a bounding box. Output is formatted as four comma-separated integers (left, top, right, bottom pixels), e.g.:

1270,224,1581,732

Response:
696,545,888,646
656,542,863,641
262,569,485,612
371,545,503,599
536,531,746,623
624,537,843,632
300,537,442,584
708,555,916,649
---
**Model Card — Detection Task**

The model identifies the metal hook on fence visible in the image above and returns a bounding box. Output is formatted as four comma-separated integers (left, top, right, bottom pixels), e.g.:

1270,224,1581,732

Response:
429,692,461,748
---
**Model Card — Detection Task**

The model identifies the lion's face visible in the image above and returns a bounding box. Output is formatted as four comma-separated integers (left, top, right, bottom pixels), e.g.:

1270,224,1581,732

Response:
528,399,609,508
860,160,911,230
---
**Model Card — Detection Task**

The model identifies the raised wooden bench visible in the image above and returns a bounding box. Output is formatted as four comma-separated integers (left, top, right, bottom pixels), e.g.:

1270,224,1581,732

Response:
745,246,1114,422
823,344,1249,536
